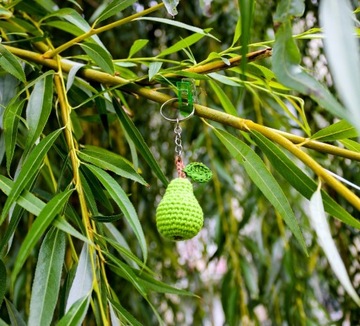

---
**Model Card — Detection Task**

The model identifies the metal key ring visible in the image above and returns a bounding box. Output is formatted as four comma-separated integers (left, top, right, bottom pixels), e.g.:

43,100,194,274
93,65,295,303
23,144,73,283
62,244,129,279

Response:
160,98,195,123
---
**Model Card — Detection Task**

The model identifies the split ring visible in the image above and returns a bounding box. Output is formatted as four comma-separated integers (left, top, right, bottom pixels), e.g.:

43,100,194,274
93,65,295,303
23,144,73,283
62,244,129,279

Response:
160,98,195,123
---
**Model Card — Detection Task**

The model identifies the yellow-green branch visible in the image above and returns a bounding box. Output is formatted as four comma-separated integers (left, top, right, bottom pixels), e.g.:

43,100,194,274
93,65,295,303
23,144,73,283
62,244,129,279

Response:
54,72,109,325
5,45,360,210
5,45,360,162
43,3,164,58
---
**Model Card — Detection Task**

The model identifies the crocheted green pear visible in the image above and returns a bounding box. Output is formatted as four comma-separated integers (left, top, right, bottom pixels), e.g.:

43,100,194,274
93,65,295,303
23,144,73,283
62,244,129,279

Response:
156,178,203,241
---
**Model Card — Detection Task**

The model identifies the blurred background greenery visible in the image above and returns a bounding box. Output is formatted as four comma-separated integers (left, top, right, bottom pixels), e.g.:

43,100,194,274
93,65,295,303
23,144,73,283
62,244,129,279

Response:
1,0,359,325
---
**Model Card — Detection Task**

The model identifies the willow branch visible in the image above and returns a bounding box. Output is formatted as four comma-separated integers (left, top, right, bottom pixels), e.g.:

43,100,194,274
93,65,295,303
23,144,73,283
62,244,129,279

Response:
138,47,272,84
5,44,360,162
184,47,272,74
43,3,164,58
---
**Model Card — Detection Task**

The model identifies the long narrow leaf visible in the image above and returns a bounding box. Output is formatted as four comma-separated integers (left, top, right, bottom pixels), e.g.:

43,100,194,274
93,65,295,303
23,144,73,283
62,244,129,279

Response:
28,228,66,326
311,120,357,141
0,259,6,307
112,97,168,186
309,188,360,306
238,0,255,72
5,299,26,326
41,8,105,48
53,216,93,245
85,164,147,262
11,188,73,283
79,42,114,75
78,145,148,186
65,244,94,312
251,130,360,229
213,128,308,254
95,0,137,24
0,205,24,257
0,44,26,82
3,98,26,174
136,17,220,42
320,0,360,133
58,296,90,326
109,299,143,326
157,33,206,58
1,129,62,224
273,21,347,121
25,75,54,152
0,175,43,216
208,80,238,116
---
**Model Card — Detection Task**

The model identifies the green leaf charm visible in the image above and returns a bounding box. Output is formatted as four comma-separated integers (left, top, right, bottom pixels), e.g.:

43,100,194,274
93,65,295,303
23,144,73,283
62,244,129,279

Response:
183,162,212,183
156,178,204,241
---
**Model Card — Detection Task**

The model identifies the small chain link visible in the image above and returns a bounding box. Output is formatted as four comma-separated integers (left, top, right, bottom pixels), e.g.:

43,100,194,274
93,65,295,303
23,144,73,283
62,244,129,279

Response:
174,120,183,157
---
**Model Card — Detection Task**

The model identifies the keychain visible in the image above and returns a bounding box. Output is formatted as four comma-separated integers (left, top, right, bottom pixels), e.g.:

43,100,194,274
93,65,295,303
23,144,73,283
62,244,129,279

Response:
155,80,212,241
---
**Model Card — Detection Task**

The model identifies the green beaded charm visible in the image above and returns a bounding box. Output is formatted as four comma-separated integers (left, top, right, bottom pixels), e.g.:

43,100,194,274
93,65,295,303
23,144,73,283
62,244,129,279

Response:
156,178,204,241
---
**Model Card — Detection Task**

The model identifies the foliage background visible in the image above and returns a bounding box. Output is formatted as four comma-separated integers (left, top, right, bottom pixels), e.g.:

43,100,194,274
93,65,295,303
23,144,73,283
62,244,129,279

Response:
0,0,360,325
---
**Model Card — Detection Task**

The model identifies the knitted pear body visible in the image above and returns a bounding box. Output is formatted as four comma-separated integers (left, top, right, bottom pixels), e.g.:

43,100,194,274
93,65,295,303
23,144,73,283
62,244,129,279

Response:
156,178,204,241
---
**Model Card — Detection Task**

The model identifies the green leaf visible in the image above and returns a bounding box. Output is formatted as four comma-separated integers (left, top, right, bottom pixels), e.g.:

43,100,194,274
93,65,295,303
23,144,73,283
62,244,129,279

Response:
162,0,179,16
320,0,360,133
11,188,73,283
311,120,358,141
273,21,347,121
231,17,241,47
25,74,54,152
208,80,238,116
136,271,195,296
82,167,114,214
157,33,205,58
0,129,62,224
85,164,147,262
208,72,241,87
0,44,26,82
0,259,6,307
128,39,148,58
273,0,305,23
79,42,114,75
238,0,255,72
65,244,93,312
53,216,93,245
103,223,138,268
102,235,153,273
91,214,122,222
108,262,147,297
136,17,220,42
58,296,90,326
66,62,85,91
5,299,26,326
42,8,105,48
3,98,26,174
309,188,360,306
78,145,148,186
340,139,360,153
213,128,308,254
43,20,84,37
28,228,66,326
148,62,162,81
95,0,137,24
251,130,360,229
0,205,24,257
112,97,168,186
0,175,44,216
109,299,142,326
240,258,259,299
